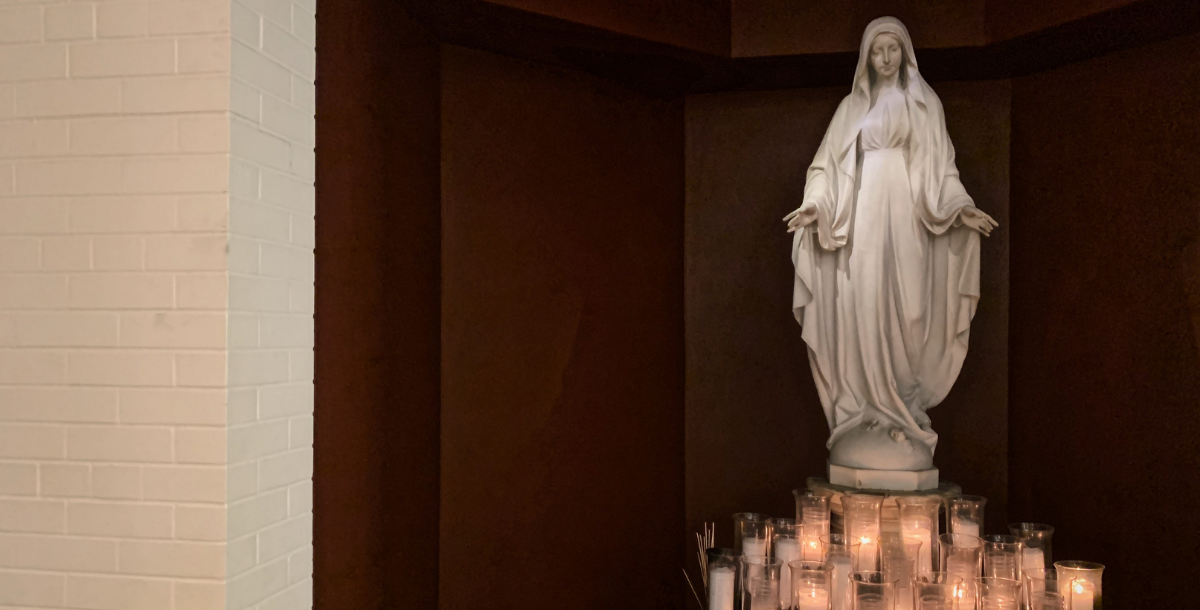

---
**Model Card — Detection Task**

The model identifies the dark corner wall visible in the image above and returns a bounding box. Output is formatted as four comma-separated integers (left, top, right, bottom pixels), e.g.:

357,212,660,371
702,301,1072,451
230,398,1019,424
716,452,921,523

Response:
1008,32,1200,608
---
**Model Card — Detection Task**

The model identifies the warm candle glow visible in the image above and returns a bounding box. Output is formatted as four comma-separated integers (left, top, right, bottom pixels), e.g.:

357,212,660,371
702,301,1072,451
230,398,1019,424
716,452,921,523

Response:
1073,582,1084,595
860,536,872,545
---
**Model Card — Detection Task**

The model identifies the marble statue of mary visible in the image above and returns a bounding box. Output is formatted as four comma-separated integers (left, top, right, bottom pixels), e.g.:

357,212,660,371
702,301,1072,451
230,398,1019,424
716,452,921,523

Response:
783,17,997,477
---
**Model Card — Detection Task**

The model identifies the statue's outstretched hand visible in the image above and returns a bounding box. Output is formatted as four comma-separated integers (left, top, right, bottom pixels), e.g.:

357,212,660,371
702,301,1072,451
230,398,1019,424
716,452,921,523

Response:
959,206,998,237
783,205,818,233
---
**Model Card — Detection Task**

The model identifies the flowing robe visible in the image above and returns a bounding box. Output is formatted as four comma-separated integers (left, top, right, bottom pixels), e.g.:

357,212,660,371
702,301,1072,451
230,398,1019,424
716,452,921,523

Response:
791,18,981,454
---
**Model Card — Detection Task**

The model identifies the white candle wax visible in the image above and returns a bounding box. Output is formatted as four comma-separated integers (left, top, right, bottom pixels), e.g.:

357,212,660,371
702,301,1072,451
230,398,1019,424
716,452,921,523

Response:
951,519,980,540
797,588,830,610
776,537,800,608
828,554,853,610
708,566,735,610
901,517,934,575
743,536,767,559
1021,548,1045,571
1069,580,1094,610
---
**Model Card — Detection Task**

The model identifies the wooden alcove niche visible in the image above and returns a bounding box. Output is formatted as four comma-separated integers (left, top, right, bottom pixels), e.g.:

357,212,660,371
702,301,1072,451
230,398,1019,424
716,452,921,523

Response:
315,1,1200,608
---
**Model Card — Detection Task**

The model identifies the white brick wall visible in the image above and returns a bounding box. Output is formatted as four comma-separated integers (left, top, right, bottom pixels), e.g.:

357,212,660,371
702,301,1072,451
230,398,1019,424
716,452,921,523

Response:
0,1,314,608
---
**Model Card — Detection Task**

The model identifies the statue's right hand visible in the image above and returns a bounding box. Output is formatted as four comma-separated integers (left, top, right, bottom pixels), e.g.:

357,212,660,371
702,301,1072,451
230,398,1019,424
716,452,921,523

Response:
783,205,818,233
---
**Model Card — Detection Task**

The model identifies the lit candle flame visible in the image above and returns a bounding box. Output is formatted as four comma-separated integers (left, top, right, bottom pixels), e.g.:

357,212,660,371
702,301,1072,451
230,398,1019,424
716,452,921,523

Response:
1073,581,1085,595
860,536,872,545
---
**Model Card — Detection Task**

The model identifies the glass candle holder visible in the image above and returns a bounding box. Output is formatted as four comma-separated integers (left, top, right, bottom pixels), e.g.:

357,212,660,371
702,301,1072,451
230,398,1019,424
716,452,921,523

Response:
790,560,830,610
736,513,774,559
821,537,860,610
796,490,833,561
773,519,802,609
946,496,986,539
1054,561,1103,610
896,497,940,576
842,495,884,571
708,548,738,610
976,577,1020,610
850,571,897,610
937,533,982,604
742,556,784,610
1028,591,1067,610
1024,568,1059,610
911,572,964,610
880,536,922,610
981,535,1023,582
1008,523,1054,570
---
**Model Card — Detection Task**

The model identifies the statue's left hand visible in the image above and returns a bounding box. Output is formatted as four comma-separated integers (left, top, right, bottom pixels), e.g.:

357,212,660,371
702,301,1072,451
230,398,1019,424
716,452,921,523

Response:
959,206,998,236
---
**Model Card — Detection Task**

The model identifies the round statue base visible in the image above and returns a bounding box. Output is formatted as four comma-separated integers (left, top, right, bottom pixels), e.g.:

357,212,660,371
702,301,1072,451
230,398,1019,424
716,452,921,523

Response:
828,463,939,491
807,476,961,536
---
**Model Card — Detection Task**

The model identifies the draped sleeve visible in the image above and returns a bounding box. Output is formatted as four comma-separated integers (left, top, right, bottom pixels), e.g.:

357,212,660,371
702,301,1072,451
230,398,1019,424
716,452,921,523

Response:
905,86,976,235
799,95,859,251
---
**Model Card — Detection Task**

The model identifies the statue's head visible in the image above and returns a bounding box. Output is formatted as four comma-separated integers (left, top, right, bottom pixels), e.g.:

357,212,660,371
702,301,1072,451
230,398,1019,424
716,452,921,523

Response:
868,32,909,88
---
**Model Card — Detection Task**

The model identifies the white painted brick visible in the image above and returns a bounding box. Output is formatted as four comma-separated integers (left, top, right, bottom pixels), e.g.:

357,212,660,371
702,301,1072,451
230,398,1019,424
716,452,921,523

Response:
175,351,226,387
290,213,315,248
228,556,289,609
178,115,228,152
228,312,258,348
143,465,224,502
261,92,312,145
70,39,176,78
175,426,224,464
176,272,227,310
292,5,314,47
179,35,231,74
40,235,91,270
0,499,65,533
0,119,70,159
67,574,173,610
259,312,309,347
71,116,177,156
0,310,121,350
119,388,225,426
177,195,229,231
92,464,141,500
175,504,224,541
96,1,148,39
258,382,309,420
69,196,175,234
228,235,259,274
230,1,259,47
118,540,225,578
123,75,229,114
0,0,29,44
229,274,289,313
0,570,64,607
67,426,172,462
291,73,314,113
227,387,257,424
122,154,229,195
232,41,289,99
288,280,313,315
294,0,316,16
0,43,66,83
5,534,116,573
238,0,291,29
230,198,289,241
0,386,118,422
0,199,68,234
286,479,311,517
261,21,313,80
0,350,67,385
228,349,288,386
260,169,312,213
258,447,310,491
230,159,259,199
0,274,69,310
289,414,312,449
145,234,225,271
148,0,230,35
0,462,37,496
44,4,95,42
0,237,39,270
226,460,256,502
227,531,256,576
289,140,315,180
231,77,260,122
228,419,286,464
40,463,90,498
288,545,312,583
174,580,225,610
0,83,11,119
260,244,312,281
258,514,310,564
120,311,225,348
15,79,122,118
0,160,12,194
69,273,173,310
16,158,122,196
92,236,144,270
67,501,173,539
232,118,289,171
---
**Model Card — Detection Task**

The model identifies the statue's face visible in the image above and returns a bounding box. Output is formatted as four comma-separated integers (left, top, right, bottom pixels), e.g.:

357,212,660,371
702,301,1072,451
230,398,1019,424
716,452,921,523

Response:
870,33,903,79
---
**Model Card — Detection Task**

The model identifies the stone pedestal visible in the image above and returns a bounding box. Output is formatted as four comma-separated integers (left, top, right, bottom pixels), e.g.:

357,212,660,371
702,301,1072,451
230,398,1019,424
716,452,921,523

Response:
828,463,939,491
807,476,961,537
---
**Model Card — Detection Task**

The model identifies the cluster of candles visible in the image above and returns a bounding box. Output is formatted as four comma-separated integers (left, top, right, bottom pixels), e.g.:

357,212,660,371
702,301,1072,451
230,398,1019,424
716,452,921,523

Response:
703,489,1103,610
